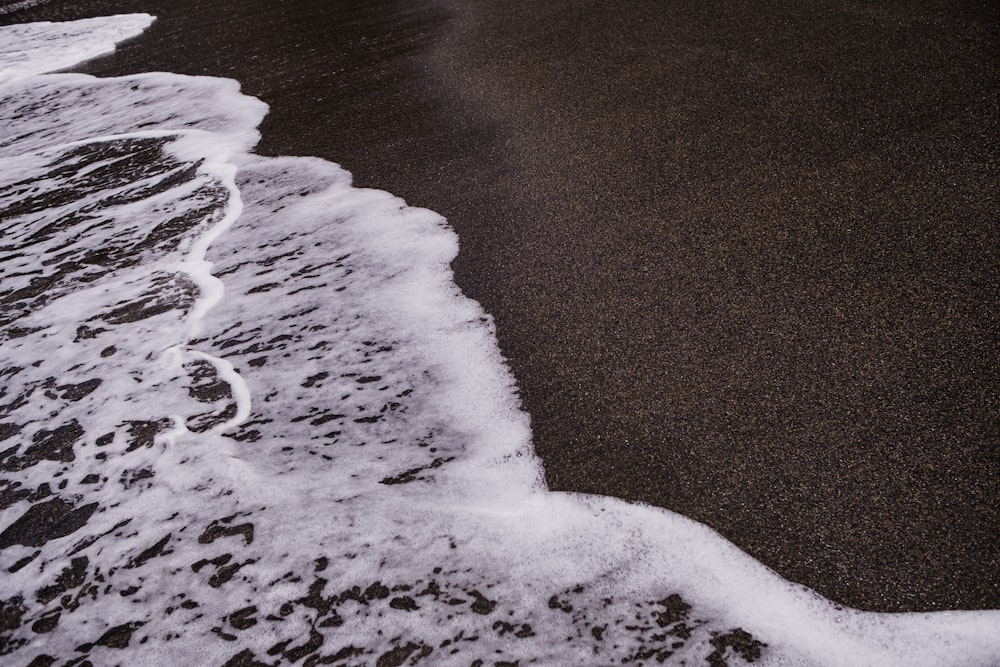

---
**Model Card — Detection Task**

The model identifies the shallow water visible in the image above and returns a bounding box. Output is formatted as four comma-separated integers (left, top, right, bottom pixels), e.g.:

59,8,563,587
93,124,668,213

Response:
0,14,999,667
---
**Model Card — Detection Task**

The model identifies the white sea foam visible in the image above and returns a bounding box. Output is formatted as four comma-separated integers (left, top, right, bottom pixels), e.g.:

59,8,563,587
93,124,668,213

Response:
0,1,47,18
0,14,998,667
0,13,153,81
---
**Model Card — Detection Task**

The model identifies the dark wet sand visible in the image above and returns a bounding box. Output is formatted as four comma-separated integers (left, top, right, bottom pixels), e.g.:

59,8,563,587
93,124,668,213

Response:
5,0,997,612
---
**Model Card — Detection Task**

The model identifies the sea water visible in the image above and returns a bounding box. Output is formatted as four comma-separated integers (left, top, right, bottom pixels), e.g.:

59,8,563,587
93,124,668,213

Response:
0,14,998,667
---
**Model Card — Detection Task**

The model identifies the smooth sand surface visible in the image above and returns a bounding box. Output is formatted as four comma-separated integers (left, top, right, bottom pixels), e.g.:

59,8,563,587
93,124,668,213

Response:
4,0,997,612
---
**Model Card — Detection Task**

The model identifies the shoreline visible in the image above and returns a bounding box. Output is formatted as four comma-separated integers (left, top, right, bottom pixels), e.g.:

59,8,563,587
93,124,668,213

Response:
3,0,997,613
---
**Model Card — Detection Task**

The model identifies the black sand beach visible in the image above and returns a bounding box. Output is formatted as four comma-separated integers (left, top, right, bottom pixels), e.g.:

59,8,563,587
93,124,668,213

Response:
4,0,997,613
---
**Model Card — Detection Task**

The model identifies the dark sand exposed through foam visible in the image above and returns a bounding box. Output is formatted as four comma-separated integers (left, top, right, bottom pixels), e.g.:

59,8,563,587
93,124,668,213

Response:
3,0,997,612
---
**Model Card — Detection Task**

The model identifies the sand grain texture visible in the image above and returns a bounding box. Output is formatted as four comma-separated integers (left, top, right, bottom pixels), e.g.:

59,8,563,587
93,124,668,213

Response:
3,0,997,612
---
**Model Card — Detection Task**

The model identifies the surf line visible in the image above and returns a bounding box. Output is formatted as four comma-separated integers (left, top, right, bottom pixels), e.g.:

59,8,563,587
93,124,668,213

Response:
29,127,258,445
